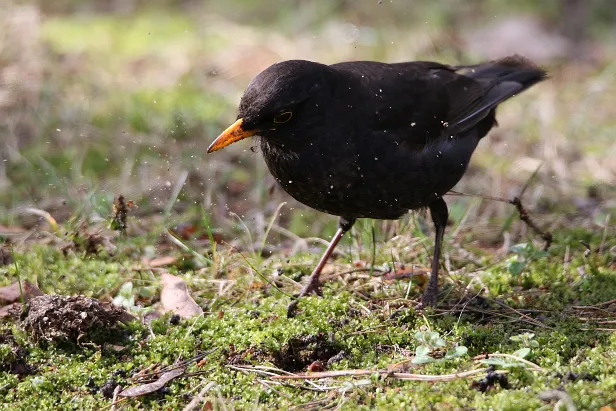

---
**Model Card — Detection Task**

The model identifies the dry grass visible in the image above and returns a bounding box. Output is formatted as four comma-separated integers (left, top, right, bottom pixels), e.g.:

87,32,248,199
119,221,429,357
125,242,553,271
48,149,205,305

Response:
0,1,614,254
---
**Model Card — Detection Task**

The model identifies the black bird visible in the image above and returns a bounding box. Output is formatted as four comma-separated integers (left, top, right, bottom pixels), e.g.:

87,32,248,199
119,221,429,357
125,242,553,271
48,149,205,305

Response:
208,56,546,316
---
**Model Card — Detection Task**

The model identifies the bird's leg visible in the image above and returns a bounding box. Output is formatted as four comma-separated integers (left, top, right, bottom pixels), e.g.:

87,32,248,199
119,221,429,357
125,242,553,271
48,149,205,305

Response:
422,198,449,307
287,216,356,317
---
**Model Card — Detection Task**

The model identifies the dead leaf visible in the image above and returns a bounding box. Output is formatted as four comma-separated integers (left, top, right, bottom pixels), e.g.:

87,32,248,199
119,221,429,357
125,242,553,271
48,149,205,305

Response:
0,280,43,304
160,273,203,318
143,255,177,268
308,361,326,372
119,367,185,397
104,343,128,353
382,266,429,283
0,303,21,318
0,225,27,234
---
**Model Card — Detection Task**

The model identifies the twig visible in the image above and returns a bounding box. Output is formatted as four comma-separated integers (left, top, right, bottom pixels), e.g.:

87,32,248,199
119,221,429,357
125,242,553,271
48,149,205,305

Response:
486,297,553,329
110,385,122,411
538,389,577,411
321,267,387,281
228,365,324,391
345,324,388,336
182,382,216,411
389,368,488,381
228,365,280,378
105,386,127,410
447,191,553,250
435,306,546,329
132,349,217,382
590,298,616,307
256,379,292,398
472,353,545,372
580,327,616,332
510,197,552,251
271,367,489,381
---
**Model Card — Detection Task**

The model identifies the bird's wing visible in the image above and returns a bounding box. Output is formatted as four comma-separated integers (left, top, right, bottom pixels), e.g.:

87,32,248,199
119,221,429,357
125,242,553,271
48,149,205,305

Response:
331,57,546,150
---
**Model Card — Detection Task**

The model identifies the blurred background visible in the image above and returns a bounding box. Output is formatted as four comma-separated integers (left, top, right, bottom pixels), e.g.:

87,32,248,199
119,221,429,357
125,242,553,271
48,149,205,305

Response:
1,0,614,247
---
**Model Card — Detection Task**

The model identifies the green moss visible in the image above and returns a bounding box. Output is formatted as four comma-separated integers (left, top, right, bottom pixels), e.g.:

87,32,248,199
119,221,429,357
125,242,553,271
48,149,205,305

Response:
1,246,125,297
1,233,614,409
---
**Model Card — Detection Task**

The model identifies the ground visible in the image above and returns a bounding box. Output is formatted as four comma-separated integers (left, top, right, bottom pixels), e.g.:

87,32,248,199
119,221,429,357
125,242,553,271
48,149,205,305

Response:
1,1,616,410
1,228,615,410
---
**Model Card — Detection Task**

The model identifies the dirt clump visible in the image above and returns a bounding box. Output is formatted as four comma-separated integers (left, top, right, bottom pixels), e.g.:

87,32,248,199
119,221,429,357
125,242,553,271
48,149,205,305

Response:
23,295,135,343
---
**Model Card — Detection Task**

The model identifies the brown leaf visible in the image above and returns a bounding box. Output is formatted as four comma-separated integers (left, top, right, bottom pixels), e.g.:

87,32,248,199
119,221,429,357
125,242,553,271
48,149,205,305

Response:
171,222,198,240
0,225,27,234
119,367,185,397
160,273,203,318
0,281,43,305
104,344,128,353
143,256,177,268
0,303,21,318
308,361,326,372
382,267,429,283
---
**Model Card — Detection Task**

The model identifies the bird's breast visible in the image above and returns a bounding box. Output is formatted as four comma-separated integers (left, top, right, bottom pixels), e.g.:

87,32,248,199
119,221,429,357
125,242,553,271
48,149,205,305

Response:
260,133,479,219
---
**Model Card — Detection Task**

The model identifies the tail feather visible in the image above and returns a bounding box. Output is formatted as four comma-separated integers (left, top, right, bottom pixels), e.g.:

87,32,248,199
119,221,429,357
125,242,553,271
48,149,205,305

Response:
464,55,548,90
450,55,547,132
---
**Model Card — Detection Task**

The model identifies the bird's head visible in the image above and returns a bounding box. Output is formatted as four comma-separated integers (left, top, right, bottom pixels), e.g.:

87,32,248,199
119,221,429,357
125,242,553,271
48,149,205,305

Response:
207,60,333,153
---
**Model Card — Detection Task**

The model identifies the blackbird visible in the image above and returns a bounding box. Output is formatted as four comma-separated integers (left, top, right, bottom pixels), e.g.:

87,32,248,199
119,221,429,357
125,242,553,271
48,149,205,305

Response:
208,55,546,316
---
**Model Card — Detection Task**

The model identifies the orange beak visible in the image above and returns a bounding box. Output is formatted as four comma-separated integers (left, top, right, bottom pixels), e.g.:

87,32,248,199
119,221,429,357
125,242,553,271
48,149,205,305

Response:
207,118,259,153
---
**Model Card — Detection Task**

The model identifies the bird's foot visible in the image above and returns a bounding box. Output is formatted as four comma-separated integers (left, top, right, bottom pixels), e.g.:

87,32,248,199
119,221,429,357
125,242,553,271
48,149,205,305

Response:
302,278,323,296
419,287,438,309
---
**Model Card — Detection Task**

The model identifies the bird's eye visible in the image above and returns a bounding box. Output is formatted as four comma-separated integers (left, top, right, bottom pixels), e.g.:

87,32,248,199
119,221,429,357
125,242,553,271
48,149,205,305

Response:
273,111,293,124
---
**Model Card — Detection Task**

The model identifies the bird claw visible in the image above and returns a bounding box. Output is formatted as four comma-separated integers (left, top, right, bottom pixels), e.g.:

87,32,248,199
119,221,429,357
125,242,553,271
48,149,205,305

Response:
286,278,323,317
303,280,322,296
420,288,438,308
